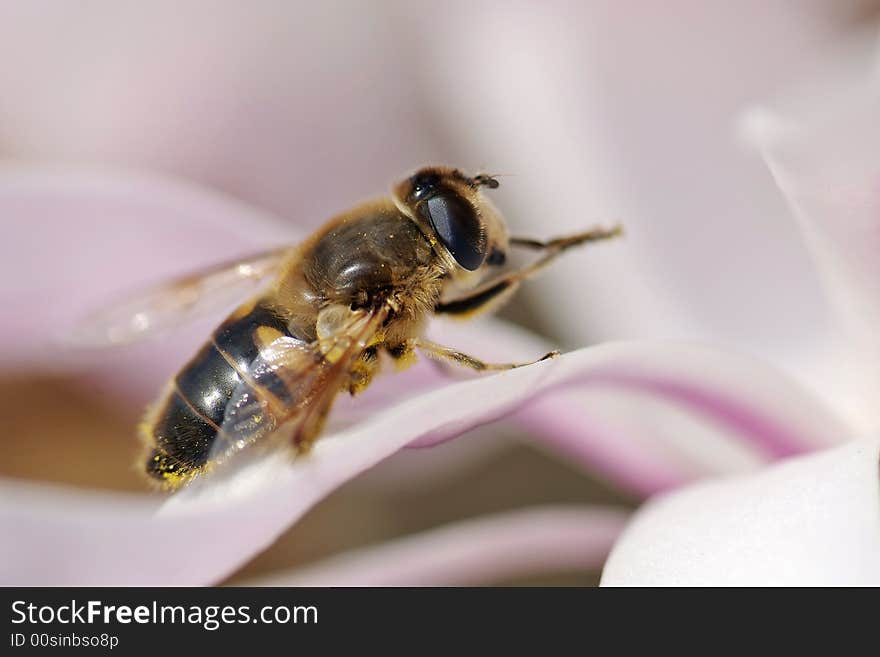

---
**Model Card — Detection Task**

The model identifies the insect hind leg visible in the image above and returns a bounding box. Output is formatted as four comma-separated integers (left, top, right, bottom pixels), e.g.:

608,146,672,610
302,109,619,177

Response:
347,346,381,395
415,338,558,372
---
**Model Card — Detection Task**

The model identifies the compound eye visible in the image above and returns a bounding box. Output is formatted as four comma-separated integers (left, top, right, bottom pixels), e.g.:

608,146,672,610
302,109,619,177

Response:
420,193,486,271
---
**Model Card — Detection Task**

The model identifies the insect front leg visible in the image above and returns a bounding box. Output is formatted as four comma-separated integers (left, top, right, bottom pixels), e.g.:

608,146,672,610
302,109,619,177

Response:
507,224,623,251
414,338,558,372
435,225,622,318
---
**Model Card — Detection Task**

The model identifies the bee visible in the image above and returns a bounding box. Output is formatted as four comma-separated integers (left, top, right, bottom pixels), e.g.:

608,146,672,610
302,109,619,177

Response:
76,166,621,489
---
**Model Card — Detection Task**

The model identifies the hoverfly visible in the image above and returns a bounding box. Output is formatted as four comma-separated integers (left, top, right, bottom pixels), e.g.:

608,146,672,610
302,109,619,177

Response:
76,166,621,489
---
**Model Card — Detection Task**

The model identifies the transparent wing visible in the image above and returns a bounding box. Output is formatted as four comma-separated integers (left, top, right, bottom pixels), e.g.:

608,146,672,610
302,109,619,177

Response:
68,247,291,348
209,303,390,465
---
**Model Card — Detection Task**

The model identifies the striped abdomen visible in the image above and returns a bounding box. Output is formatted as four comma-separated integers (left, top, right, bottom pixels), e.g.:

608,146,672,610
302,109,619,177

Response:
143,300,296,487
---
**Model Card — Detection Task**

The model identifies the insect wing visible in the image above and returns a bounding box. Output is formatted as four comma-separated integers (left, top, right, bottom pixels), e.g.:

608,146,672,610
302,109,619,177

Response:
209,305,389,465
68,247,291,347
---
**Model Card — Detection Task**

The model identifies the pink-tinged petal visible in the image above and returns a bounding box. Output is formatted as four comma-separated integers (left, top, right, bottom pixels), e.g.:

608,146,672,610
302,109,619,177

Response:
0,340,848,585
745,34,880,431
0,3,438,225
407,1,858,367
601,436,880,586
420,320,850,495
241,506,628,586
0,166,296,399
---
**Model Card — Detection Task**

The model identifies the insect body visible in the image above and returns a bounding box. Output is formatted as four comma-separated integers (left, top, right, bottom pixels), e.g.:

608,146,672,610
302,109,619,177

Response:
78,166,621,489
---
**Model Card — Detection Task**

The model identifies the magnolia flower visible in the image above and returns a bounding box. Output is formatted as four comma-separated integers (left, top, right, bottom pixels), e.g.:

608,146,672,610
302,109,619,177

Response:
0,165,850,586
0,2,877,586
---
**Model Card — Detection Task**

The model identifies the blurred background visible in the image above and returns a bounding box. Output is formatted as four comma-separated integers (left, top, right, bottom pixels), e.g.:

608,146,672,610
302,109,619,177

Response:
1,1,878,585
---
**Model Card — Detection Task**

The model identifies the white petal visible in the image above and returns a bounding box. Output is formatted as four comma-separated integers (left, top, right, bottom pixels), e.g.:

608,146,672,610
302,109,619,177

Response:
241,506,629,587
745,31,880,431
601,436,880,586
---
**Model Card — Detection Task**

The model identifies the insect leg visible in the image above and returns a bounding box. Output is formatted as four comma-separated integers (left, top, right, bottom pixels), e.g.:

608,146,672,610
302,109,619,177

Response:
415,338,558,372
435,225,622,318
347,346,381,395
508,224,623,251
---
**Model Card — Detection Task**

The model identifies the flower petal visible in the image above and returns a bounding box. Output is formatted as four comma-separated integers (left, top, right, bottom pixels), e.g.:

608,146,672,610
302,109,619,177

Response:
0,339,849,585
0,166,295,399
601,436,880,586
0,3,438,223
240,506,629,586
408,2,858,364
744,33,880,431
423,320,851,495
